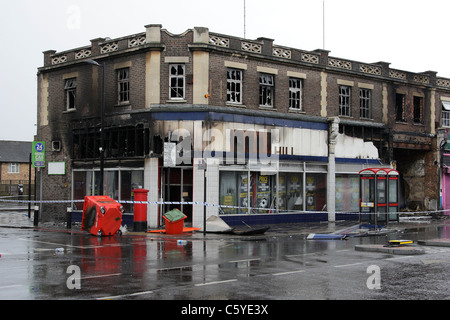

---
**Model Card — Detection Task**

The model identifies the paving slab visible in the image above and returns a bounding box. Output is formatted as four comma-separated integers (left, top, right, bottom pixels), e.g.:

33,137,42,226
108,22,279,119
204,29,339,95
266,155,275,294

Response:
417,238,450,247
355,244,425,255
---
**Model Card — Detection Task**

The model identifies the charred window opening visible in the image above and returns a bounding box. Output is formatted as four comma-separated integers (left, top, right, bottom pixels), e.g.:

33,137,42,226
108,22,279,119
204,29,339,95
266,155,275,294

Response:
73,125,148,160
289,78,302,110
339,85,351,116
259,73,274,107
169,64,185,99
64,78,77,110
395,93,406,122
413,96,424,124
227,68,242,104
117,68,130,104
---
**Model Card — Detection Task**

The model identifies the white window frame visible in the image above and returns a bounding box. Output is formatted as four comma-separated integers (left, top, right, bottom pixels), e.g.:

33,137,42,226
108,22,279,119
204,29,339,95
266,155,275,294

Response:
227,68,243,104
8,163,19,174
117,68,130,104
259,73,274,107
289,77,303,110
64,78,77,110
169,64,186,100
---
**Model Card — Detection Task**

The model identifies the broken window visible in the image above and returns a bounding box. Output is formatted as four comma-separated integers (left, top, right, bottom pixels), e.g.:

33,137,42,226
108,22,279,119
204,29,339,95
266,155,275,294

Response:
289,78,302,110
73,125,149,160
259,73,274,107
117,68,130,104
169,64,185,99
395,93,406,122
339,85,351,116
227,68,242,104
413,96,424,124
360,88,371,119
64,78,77,110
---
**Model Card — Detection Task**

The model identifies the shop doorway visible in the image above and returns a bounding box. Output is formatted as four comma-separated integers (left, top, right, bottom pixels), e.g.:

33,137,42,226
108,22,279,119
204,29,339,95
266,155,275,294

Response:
163,167,193,222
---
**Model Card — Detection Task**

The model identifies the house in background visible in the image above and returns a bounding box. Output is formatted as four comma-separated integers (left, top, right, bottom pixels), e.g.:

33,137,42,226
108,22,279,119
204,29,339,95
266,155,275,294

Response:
0,141,35,197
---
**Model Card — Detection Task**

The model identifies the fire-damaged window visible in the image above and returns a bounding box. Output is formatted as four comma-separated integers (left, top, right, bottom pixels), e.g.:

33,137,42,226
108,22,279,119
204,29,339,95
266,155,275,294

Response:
73,125,149,160
169,64,185,100
117,68,130,104
360,88,371,119
64,78,77,110
227,68,242,104
413,96,424,124
259,73,274,107
339,85,351,116
289,77,303,110
395,93,406,122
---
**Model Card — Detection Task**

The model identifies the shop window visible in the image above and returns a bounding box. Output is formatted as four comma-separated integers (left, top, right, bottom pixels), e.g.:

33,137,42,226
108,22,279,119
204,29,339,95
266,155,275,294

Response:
73,169,143,213
305,173,326,211
277,173,303,211
335,174,359,212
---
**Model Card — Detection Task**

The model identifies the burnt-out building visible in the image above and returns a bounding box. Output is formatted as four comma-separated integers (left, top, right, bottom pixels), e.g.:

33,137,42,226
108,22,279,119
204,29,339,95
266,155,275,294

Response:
36,24,449,227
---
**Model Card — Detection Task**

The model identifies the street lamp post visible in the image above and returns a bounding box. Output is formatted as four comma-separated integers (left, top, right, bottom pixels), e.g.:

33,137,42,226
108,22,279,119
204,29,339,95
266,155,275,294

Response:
84,59,105,195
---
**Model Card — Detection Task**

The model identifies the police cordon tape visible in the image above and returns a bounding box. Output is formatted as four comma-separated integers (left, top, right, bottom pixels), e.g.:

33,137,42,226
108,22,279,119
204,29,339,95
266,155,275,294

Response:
0,198,449,216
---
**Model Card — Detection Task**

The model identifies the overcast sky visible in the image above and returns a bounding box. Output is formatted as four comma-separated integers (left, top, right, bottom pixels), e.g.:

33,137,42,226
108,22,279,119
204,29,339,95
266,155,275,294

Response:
2,0,450,142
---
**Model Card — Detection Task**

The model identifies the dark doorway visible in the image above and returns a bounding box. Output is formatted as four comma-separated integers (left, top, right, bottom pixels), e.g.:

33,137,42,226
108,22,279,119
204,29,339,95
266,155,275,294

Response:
163,167,193,222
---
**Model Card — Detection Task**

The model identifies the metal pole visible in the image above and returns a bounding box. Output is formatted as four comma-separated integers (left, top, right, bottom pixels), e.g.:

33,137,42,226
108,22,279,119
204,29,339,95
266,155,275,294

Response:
99,63,105,195
203,166,207,235
28,153,31,219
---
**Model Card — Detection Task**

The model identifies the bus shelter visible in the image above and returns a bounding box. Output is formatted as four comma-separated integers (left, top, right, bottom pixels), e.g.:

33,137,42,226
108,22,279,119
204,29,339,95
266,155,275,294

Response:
359,168,399,225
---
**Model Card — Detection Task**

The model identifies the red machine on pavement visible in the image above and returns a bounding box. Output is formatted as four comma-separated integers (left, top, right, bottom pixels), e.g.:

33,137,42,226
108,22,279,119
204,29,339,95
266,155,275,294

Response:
82,195,124,237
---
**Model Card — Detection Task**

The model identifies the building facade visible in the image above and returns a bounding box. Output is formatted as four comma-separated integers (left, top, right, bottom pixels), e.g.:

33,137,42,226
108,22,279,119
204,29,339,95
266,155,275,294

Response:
37,24,449,226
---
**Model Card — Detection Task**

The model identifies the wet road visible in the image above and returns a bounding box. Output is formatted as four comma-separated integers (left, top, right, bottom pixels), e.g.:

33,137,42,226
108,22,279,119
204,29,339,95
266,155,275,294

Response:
1,219,450,301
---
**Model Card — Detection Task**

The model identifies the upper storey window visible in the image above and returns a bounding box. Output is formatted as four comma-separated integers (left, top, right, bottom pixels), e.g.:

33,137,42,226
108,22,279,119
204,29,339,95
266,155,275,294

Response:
227,68,243,104
169,64,185,100
117,68,130,104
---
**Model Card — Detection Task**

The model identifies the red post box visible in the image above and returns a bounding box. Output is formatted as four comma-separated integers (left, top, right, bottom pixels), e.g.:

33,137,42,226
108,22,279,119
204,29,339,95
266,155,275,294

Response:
133,189,149,232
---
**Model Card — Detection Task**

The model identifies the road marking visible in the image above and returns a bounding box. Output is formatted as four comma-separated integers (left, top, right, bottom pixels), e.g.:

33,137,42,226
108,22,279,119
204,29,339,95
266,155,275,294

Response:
228,258,261,263
385,256,413,261
81,273,122,280
272,270,305,276
195,279,237,287
334,262,363,268
0,284,23,290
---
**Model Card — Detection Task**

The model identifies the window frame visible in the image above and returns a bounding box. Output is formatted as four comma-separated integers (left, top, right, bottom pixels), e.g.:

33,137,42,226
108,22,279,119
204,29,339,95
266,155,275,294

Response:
259,73,274,107
413,96,424,124
289,77,303,110
339,85,351,117
169,64,186,100
359,88,372,119
8,163,19,174
395,93,406,122
64,78,77,111
227,68,243,104
117,68,130,104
